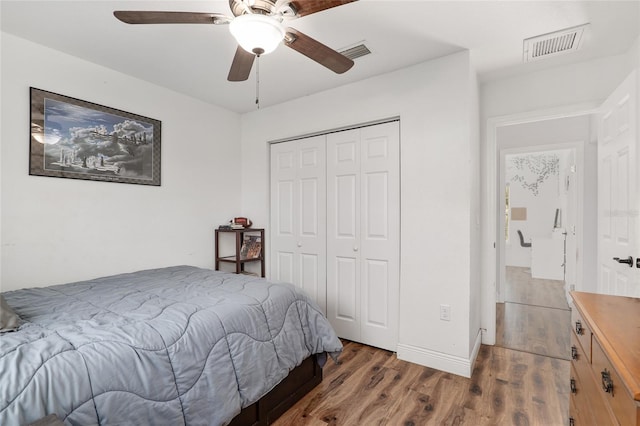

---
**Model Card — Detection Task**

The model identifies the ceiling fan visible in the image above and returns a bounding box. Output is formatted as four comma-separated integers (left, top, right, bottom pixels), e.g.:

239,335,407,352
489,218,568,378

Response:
114,0,357,82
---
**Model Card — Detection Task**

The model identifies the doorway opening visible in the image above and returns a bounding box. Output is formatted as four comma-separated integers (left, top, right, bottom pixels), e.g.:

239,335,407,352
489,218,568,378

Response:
496,145,577,359
482,104,600,349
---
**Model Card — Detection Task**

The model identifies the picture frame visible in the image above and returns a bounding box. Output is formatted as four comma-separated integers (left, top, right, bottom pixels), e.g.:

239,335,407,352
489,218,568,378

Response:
29,87,161,186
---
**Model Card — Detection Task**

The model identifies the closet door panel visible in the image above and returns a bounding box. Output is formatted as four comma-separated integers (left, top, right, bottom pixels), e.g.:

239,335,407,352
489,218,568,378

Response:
331,255,359,340
271,142,297,286
270,136,326,312
275,252,294,284
300,178,319,236
276,180,294,236
336,174,358,238
336,256,358,320
364,171,389,240
299,253,320,304
327,130,361,341
359,122,400,351
363,259,389,327
298,137,327,311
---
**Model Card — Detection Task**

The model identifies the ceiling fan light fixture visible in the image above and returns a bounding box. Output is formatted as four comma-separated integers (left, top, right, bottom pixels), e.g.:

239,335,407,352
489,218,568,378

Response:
229,14,285,55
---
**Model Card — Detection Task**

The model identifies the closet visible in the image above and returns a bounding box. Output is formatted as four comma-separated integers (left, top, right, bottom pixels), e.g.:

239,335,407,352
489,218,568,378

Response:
270,121,399,351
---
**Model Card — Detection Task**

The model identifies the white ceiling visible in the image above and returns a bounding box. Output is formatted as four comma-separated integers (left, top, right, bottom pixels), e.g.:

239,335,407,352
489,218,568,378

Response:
2,1,639,113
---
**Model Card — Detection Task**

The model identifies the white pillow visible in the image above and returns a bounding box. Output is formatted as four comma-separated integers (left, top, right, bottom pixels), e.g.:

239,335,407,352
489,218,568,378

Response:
0,294,20,332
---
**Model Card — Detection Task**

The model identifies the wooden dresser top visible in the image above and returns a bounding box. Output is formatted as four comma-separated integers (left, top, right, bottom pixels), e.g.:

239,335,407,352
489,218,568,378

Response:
571,291,640,401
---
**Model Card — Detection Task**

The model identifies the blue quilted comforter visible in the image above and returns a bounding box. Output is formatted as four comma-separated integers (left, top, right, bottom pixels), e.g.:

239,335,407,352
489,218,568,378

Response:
0,266,342,425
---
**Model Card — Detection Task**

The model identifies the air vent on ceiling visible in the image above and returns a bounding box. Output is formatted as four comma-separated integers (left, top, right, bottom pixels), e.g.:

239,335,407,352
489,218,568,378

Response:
523,24,589,62
339,43,371,60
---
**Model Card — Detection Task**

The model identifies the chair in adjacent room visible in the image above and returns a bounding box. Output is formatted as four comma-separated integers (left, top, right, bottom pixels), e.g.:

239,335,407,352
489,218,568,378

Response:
517,230,532,248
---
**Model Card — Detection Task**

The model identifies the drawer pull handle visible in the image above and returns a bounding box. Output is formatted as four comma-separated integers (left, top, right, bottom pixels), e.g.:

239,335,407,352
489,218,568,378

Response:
601,369,614,395
575,320,583,335
570,378,577,394
571,345,578,360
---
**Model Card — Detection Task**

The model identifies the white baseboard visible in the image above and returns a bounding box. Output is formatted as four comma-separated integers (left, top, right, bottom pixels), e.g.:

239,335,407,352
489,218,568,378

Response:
397,330,483,378
470,329,482,371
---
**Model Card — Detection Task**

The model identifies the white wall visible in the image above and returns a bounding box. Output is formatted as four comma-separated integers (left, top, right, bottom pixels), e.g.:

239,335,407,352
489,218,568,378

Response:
468,68,482,362
238,51,481,377
503,151,565,268
480,44,640,344
1,33,242,291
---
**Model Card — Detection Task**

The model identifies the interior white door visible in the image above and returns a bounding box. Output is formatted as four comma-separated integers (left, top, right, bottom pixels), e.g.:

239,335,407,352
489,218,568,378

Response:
270,136,327,311
326,121,400,351
597,70,639,297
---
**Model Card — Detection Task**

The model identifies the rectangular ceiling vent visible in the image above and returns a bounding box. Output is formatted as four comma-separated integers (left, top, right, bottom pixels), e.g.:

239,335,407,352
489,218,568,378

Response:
339,43,371,60
523,24,589,62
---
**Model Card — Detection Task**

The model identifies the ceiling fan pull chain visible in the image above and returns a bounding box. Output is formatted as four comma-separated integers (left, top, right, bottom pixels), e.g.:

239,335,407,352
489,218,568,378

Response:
255,54,260,109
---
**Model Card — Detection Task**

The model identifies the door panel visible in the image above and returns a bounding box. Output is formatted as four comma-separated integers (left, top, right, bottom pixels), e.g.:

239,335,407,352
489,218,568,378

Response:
600,265,612,294
359,123,400,351
597,71,638,297
336,174,358,237
300,253,320,303
335,256,358,321
615,272,629,295
276,181,294,235
276,251,294,284
601,156,612,240
270,136,326,311
327,129,361,341
327,121,399,351
365,172,389,239
300,178,318,236
615,147,630,245
363,259,388,327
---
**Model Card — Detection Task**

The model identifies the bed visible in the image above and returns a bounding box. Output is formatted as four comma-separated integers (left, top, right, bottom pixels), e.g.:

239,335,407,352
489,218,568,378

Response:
0,265,342,425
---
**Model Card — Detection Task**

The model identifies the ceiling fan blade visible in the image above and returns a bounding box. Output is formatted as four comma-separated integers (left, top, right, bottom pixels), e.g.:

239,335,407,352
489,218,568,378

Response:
288,0,357,17
228,46,255,81
113,11,230,25
284,28,354,74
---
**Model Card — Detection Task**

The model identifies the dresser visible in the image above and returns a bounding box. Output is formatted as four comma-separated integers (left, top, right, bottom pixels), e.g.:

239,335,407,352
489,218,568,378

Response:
570,292,640,425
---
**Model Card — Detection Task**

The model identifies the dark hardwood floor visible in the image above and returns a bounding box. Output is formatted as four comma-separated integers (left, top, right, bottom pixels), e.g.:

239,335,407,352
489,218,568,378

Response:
274,266,571,425
273,340,569,425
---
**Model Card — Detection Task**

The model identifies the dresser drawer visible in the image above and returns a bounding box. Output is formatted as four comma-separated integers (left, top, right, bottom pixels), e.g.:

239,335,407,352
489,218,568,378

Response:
591,336,638,426
570,364,596,426
570,393,592,426
570,361,616,426
571,306,591,361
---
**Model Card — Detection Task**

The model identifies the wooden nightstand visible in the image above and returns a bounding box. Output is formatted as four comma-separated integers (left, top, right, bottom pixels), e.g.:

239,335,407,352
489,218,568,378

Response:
215,228,265,277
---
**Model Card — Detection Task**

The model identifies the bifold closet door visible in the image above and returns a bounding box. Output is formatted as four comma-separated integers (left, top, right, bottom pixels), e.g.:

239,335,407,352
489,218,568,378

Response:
270,136,327,312
326,121,400,351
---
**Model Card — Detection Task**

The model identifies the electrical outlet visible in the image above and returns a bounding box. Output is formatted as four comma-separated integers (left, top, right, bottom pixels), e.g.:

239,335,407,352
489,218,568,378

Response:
440,304,451,321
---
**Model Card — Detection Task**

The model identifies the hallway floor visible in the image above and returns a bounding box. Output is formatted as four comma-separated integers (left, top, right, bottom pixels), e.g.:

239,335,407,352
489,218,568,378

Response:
496,266,571,360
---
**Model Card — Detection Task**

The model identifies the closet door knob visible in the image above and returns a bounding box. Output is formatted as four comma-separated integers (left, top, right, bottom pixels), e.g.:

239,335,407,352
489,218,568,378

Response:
353,246,359,252
297,242,302,247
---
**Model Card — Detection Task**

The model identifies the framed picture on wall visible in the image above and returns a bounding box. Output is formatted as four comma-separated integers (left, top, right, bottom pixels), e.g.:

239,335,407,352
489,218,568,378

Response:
29,87,161,186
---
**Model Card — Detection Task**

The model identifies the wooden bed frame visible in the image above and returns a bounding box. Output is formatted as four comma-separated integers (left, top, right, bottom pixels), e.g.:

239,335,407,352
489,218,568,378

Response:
229,355,322,426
